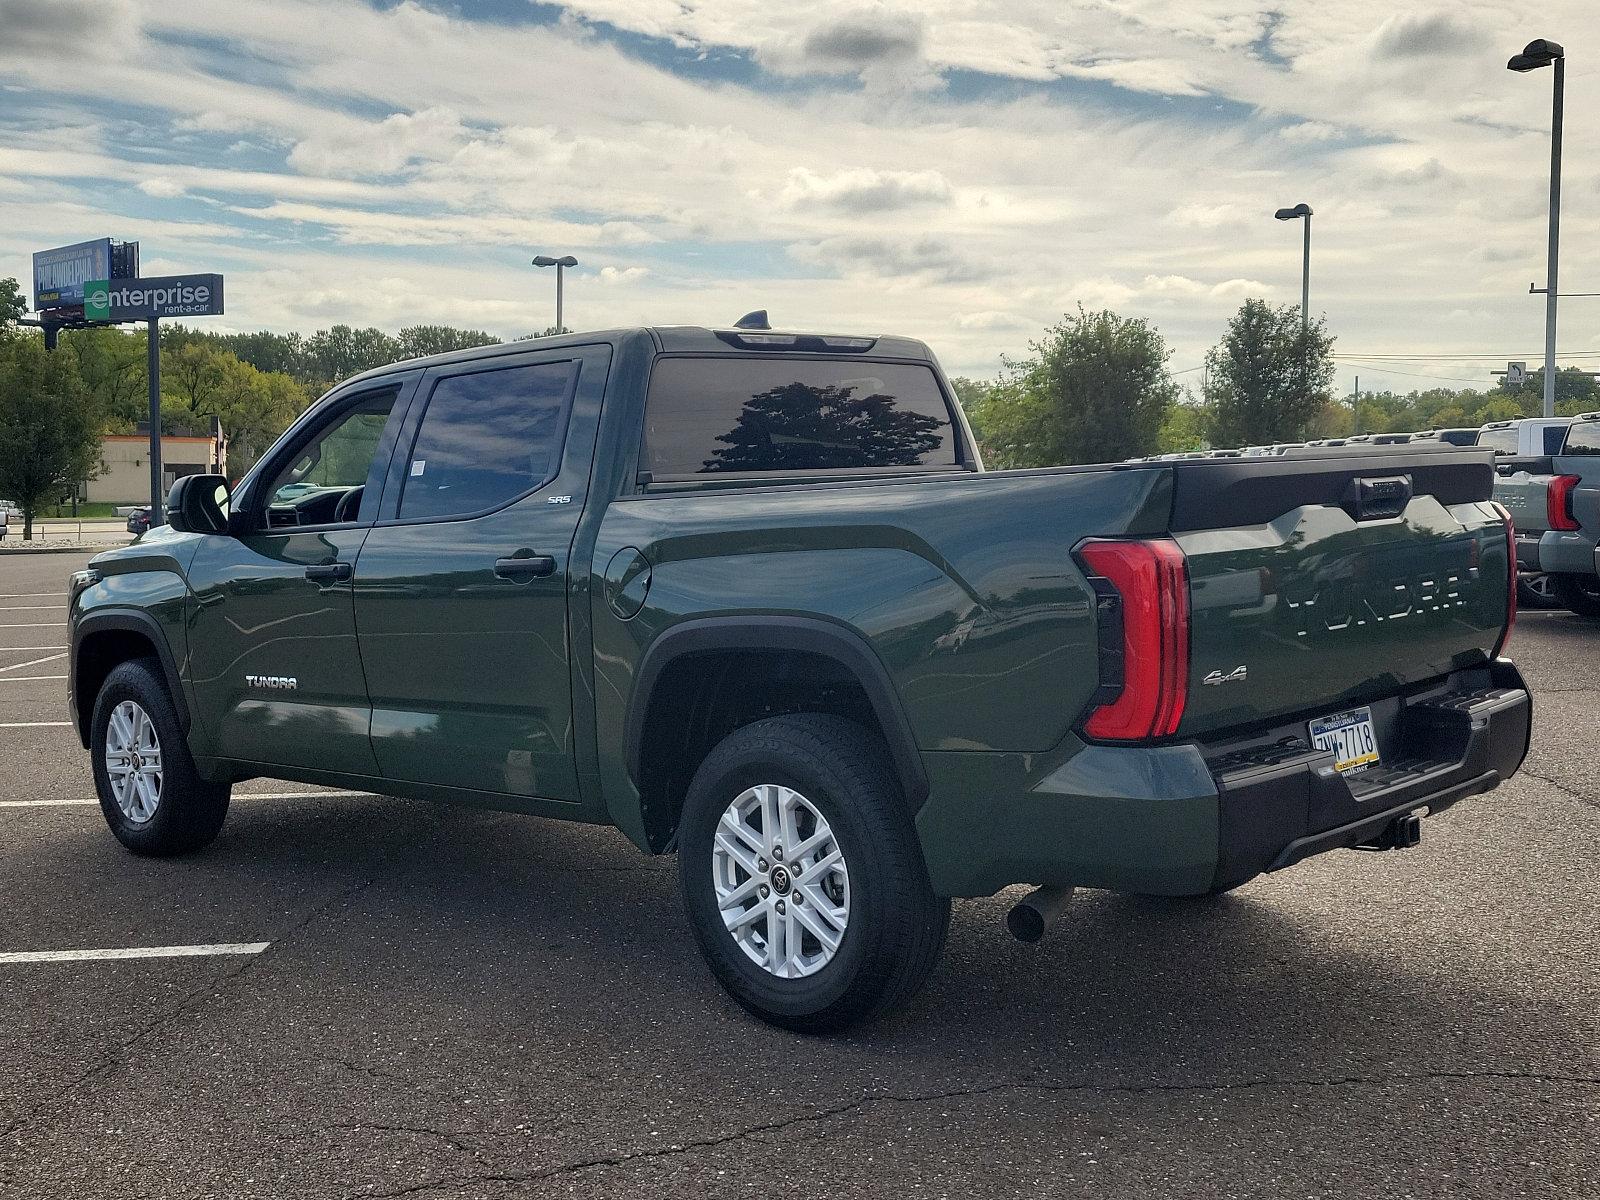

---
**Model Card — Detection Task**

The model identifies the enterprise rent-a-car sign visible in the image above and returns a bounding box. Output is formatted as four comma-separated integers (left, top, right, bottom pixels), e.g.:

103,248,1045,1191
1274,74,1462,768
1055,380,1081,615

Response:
83,274,224,321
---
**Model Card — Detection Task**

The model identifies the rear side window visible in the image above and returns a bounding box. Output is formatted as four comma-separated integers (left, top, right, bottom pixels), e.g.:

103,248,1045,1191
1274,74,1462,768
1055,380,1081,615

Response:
644,357,958,476
1475,426,1518,454
1563,422,1600,455
399,361,576,520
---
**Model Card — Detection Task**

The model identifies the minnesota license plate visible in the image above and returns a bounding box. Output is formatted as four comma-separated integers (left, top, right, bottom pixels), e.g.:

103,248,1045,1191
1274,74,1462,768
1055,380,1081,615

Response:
1308,707,1380,774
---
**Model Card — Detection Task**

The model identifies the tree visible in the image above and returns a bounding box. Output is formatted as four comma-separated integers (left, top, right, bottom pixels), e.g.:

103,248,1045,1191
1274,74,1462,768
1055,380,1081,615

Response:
1204,299,1335,447
397,325,500,359
706,381,944,472
0,337,103,539
1157,401,1210,454
1497,365,1600,415
978,307,1178,467
0,277,25,328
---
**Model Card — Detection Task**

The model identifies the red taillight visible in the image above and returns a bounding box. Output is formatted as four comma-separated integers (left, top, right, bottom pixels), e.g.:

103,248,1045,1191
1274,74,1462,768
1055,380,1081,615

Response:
1076,538,1189,740
1493,502,1516,657
1548,474,1582,532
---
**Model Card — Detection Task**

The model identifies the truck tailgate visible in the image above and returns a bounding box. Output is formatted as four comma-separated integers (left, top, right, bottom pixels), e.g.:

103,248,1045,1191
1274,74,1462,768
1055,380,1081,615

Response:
1492,456,1556,537
1168,451,1512,739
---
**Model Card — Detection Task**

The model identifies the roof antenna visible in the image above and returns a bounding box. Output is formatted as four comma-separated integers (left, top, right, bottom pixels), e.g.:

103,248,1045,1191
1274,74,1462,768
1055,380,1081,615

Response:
733,309,770,330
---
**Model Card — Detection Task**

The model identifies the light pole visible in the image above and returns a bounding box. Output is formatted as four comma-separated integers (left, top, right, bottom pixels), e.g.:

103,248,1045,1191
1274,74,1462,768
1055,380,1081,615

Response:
1273,203,1313,332
531,254,578,334
1508,38,1565,419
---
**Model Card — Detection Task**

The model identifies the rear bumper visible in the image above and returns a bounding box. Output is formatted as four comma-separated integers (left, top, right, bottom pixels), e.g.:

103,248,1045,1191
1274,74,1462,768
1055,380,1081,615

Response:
914,661,1531,898
1533,529,1600,576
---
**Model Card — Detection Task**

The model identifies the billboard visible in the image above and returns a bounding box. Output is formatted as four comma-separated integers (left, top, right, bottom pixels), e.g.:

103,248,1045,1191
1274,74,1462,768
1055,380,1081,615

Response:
82,274,224,321
33,239,113,310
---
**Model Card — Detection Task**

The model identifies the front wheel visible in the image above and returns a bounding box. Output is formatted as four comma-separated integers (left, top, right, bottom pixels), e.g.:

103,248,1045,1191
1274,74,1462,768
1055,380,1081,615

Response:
677,714,949,1033
91,659,230,855
1551,572,1600,618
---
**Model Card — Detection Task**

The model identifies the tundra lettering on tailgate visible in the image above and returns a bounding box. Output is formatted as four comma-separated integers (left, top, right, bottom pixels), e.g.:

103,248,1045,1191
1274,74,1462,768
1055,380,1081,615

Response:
1283,570,1467,638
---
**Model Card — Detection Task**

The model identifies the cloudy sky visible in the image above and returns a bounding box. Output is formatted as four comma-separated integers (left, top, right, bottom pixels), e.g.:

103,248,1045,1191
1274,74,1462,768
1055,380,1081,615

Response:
1,0,1596,392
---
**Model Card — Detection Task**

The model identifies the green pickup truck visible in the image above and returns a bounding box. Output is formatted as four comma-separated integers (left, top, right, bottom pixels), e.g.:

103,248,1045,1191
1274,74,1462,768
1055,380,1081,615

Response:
69,325,1530,1030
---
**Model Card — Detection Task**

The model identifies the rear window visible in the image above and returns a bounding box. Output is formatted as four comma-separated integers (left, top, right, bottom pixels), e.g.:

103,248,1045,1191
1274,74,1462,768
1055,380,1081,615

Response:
1475,426,1519,454
1563,421,1600,455
644,357,958,476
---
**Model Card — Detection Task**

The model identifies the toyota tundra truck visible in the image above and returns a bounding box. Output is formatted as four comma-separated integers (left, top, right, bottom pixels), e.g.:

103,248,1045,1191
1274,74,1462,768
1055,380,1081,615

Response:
69,323,1530,1031
1493,411,1600,616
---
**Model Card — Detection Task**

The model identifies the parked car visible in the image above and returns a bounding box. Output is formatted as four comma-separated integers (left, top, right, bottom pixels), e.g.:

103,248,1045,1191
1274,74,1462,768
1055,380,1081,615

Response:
1476,417,1573,456
1492,411,1600,616
126,507,152,537
66,323,1529,1031
1411,428,1481,447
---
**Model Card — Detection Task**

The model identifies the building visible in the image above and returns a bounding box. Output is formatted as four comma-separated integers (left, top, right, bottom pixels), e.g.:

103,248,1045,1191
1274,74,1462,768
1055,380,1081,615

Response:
86,421,227,505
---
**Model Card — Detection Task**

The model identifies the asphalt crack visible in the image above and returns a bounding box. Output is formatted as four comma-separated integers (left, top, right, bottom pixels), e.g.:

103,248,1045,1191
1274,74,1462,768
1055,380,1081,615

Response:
1516,766,1600,811
0,821,437,1152
347,1068,1600,1198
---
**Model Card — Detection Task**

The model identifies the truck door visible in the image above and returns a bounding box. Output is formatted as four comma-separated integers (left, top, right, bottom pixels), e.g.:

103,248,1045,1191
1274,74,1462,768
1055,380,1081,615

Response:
186,377,418,775
352,346,610,803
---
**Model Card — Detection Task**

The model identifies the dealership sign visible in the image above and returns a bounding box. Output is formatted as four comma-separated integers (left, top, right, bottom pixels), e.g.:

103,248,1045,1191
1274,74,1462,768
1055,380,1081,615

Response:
83,274,225,321
33,239,112,309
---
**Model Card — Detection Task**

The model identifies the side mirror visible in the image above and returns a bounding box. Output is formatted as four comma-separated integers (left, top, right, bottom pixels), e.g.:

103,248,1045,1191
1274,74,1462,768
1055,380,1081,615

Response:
166,474,231,535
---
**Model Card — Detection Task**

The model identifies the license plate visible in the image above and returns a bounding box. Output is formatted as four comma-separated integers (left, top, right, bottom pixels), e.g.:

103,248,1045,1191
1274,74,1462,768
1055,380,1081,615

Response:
1308,707,1381,774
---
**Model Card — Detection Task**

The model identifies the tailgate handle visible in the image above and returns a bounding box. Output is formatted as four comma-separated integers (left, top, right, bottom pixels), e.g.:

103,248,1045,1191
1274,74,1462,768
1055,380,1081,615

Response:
1343,474,1412,521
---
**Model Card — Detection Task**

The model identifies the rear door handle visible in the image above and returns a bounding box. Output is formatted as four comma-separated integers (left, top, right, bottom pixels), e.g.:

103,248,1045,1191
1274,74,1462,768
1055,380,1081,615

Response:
304,562,352,583
495,555,555,581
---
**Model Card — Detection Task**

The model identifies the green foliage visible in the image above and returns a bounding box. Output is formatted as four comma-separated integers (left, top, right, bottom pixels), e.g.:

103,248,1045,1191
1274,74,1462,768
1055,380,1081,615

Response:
1204,299,1335,446
0,336,105,539
397,325,500,359
1156,401,1210,454
0,277,25,327
976,307,1179,467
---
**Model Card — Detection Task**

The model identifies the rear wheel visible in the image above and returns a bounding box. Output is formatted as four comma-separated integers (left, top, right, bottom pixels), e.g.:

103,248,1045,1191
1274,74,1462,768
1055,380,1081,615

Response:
1517,572,1559,610
1551,572,1600,618
91,659,230,855
677,714,949,1033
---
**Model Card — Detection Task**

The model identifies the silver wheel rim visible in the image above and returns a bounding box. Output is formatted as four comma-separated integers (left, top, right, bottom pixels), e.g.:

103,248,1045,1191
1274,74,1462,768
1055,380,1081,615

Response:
713,783,850,979
1524,573,1554,600
105,700,162,823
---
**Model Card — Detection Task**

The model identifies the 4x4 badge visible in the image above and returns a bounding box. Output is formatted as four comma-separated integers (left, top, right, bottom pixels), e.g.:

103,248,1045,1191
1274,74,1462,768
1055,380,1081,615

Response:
1202,666,1248,687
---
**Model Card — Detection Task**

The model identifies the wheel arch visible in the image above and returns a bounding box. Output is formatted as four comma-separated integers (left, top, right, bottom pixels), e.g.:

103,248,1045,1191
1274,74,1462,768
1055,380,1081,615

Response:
624,616,929,851
72,609,190,747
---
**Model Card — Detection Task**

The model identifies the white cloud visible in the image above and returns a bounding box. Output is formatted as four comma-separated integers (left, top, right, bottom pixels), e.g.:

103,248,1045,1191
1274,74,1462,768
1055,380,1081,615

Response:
0,0,1594,390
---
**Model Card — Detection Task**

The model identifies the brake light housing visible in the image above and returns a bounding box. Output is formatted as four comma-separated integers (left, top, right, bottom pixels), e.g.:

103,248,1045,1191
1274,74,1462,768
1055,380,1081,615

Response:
1492,502,1516,657
1074,538,1190,740
1548,474,1582,532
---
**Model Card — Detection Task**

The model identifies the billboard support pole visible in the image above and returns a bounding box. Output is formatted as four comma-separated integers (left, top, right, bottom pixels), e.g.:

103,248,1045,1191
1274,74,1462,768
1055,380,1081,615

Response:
147,318,163,528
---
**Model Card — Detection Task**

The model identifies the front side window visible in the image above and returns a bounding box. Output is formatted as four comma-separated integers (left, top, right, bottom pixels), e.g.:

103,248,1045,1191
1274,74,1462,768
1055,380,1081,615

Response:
398,361,575,521
1563,421,1600,455
263,390,397,527
644,357,958,476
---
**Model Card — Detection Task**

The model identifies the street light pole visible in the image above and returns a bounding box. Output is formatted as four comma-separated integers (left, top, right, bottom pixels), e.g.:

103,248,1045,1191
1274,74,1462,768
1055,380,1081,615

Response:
1508,39,1565,419
531,254,578,334
1274,203,1313,332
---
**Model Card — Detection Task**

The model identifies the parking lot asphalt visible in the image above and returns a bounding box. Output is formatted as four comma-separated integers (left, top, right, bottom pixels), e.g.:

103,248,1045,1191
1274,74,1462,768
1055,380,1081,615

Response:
0,551,1596,1199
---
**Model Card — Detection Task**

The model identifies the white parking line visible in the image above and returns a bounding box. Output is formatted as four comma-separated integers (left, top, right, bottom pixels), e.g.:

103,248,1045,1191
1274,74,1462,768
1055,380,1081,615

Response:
0,605,67,611
0,943,269,965
0,721,71,728
0,623,66,628
0,789,375,809
0,675,66,682
0,646,66,652
0,593,66,599
0,654,66,673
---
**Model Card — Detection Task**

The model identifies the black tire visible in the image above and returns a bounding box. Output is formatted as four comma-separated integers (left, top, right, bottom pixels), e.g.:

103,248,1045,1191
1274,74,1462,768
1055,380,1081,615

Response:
1551,572,1600,618
677,714,950,1034
90,658,230,856
1517,572,1559,610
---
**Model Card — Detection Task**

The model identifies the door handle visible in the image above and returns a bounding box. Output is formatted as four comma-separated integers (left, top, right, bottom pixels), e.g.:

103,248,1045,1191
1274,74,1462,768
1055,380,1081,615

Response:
495,554,556,581
304,562,352,583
